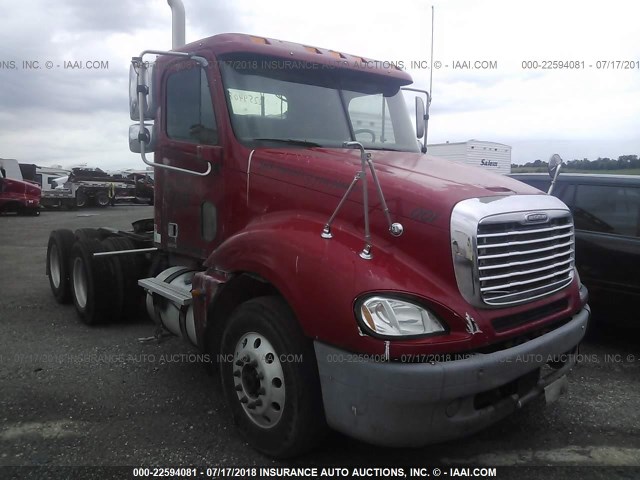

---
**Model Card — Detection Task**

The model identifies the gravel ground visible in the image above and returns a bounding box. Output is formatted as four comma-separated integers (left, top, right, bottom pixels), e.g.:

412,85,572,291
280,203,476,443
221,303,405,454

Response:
1,206,639,480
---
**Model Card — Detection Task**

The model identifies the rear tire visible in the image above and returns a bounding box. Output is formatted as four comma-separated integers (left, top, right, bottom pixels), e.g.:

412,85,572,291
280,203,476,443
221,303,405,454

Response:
74,228,101,242
96,192,110,207
69,239,115,325
46,229,76,304
219,296,327,458
101,237,144,320
76,191,87,208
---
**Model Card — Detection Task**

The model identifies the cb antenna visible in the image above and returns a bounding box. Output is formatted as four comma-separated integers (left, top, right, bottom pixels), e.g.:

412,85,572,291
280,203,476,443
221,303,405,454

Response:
429,6,434,104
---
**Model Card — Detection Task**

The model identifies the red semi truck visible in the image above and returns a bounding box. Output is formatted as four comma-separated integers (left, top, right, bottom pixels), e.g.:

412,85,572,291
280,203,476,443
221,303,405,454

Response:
45,1,589,457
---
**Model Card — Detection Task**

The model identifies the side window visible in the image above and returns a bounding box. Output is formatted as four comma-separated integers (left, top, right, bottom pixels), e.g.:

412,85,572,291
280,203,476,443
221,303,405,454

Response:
166,66,218,144
348,94,396,145
572,184,640,237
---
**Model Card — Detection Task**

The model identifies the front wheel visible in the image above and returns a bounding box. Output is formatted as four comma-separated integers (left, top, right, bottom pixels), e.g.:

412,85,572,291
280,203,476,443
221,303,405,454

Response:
219,296,327,458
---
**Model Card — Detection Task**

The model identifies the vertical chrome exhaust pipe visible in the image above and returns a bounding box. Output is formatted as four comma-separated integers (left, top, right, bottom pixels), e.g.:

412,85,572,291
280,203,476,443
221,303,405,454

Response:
167,0,186,49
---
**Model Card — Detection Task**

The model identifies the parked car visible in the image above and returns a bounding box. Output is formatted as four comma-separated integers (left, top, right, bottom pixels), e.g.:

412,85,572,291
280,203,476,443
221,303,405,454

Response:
0,158,41,215
509,172,640,323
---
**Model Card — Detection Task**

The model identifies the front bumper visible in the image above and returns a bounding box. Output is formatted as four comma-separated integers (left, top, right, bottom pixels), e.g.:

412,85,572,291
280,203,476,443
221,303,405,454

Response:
315,305,589,447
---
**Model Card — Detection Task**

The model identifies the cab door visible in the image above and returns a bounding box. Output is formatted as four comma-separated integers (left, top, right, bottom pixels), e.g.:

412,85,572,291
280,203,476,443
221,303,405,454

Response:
156,59,224,259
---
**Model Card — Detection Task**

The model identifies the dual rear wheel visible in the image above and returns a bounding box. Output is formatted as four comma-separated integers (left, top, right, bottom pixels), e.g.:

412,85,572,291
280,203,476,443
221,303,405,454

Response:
46,229,144,324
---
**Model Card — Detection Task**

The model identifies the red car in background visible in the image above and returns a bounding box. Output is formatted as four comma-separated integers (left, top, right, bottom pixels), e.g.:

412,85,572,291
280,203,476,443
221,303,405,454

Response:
0,159,41,216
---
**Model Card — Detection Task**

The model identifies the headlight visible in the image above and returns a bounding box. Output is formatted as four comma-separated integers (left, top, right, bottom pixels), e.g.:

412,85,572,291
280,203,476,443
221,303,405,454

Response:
358,296,445,337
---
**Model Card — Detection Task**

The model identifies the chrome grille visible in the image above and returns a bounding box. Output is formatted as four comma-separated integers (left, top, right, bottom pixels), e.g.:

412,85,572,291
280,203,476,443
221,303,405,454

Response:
477,213,574,306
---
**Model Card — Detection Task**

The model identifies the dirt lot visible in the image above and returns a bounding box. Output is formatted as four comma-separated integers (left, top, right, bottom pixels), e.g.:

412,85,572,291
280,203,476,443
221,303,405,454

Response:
1,206,639,479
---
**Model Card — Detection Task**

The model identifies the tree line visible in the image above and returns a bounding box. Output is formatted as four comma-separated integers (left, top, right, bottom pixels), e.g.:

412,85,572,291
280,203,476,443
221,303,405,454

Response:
512,155,640,170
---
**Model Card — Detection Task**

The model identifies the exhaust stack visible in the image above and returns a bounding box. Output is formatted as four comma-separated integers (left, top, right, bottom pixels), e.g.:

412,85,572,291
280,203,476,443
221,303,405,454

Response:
168,0,186,49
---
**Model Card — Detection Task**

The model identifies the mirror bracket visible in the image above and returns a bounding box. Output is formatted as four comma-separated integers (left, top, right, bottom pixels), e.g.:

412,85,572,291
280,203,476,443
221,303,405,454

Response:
402,87,431,153
547,154,564,195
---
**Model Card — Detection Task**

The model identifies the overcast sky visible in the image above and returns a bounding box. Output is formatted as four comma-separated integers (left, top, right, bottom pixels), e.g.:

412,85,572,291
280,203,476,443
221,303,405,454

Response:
0,0,638,170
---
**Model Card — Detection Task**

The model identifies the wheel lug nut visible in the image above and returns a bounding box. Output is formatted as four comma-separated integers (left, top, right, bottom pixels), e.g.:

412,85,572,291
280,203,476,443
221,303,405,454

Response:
235,360,244,367
235,384,243,391
233,370,241,377
246,399,262,409
240,396,248,404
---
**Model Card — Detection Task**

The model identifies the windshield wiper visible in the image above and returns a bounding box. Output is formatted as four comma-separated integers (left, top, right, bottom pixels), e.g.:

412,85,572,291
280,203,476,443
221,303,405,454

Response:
253,138,321,147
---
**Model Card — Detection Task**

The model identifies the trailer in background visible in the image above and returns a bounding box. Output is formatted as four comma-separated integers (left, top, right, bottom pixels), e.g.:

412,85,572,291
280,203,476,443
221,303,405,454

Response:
17,164,155,209
427,139,512,175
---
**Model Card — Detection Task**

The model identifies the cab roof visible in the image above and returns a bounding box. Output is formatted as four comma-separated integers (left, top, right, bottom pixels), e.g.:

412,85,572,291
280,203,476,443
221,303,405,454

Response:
178,33,413,84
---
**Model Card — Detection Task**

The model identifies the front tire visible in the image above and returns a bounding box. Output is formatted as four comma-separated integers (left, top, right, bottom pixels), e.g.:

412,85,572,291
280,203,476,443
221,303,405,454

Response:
219,296,327,458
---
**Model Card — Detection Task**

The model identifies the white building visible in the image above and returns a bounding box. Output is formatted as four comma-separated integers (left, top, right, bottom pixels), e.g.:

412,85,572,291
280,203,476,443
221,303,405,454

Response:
427,139,512,175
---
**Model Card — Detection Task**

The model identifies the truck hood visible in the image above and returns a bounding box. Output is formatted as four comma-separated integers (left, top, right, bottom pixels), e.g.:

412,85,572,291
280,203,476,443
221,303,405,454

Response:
250,148,544,231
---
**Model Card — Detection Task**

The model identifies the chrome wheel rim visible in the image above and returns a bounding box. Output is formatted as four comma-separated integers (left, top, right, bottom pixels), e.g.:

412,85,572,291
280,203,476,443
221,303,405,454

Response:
72,257,88,309
233,332,285,428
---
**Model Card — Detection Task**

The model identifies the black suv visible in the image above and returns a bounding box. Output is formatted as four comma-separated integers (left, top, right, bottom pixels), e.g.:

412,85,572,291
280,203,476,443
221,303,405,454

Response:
509,173,640,322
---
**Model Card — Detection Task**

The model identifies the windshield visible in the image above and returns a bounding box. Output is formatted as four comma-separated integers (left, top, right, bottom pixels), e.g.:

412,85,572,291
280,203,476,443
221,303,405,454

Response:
219,55,419,152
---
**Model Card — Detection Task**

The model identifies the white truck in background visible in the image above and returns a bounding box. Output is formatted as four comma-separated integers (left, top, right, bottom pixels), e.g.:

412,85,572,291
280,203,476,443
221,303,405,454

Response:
35,166,72,198
428,139,512,174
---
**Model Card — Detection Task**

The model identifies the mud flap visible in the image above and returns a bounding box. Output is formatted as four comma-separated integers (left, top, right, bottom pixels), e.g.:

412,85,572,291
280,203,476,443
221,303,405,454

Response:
544,374,568,405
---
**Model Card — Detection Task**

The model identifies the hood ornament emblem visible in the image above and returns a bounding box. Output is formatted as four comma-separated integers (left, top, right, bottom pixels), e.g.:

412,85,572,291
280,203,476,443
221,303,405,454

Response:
525,212,548,224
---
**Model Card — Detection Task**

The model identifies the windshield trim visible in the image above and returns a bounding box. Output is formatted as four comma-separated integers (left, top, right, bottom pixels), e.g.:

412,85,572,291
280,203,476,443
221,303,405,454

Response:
218,54,419,153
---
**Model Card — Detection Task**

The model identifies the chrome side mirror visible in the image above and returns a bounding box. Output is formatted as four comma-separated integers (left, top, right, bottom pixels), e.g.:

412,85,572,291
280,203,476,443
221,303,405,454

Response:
548,153,563,177
129,124,156,153
415,97,426,139
129,61,156,121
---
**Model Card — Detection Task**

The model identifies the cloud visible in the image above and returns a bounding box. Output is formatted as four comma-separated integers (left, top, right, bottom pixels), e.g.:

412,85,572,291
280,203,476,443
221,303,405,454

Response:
0,0,637,170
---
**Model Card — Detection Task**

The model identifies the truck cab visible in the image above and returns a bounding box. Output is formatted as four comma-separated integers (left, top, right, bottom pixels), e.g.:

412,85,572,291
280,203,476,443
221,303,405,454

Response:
46,4,589,458
131,33,589,455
